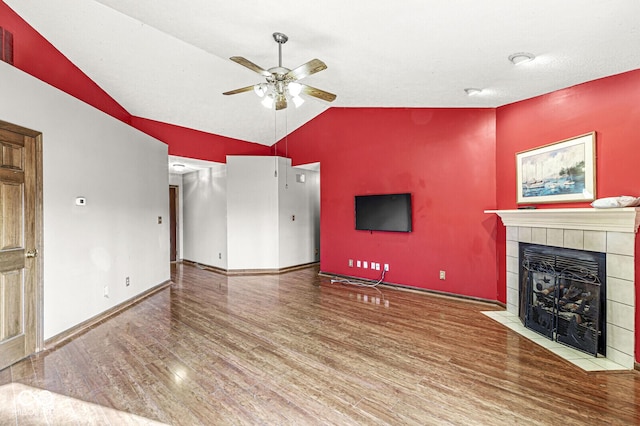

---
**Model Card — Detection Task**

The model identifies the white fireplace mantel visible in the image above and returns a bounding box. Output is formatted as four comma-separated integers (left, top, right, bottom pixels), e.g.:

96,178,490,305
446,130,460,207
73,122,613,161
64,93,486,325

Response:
485,207,640,233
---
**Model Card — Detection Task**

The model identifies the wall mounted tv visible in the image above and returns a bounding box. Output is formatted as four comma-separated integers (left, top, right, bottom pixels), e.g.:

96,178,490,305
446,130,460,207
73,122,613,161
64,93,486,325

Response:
355,193,412,232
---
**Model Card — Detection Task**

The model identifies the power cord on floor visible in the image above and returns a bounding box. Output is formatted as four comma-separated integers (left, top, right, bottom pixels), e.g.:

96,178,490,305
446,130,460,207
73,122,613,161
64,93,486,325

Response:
331,269,386,288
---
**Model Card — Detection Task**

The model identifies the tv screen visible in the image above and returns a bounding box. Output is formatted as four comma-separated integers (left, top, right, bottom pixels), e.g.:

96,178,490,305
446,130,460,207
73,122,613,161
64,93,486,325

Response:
355,193,412,232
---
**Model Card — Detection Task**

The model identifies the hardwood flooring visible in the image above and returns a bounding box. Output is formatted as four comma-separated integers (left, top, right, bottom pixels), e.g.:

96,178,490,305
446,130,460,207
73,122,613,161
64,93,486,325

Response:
2,263,640,425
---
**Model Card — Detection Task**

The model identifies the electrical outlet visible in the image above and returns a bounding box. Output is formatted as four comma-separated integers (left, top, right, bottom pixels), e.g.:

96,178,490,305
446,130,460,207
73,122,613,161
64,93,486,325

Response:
384,264,389,271
357,260,361,268
348,259,353,267
126,276,130,287
375,263,380,271
371,261,376,270
439,270,446,280
104,285,109,298
363,261,368,269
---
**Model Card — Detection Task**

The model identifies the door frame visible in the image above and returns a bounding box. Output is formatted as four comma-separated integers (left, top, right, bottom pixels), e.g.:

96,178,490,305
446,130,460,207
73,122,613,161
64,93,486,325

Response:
0,119,44,354
169,185,179,262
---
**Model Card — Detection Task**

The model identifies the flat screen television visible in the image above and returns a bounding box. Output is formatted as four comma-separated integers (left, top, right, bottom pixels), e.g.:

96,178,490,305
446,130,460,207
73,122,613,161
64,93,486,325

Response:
355,193,412,232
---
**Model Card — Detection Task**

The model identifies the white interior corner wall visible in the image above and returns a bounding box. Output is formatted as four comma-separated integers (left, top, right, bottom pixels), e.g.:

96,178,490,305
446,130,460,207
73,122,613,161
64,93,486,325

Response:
182,168,227,268
226,156,320,271
278,163,320,268
226,156,280,270
0,61,170,339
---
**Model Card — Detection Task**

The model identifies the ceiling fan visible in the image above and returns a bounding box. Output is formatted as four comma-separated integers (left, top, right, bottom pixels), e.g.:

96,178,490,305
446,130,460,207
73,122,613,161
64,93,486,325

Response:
223,32,336,110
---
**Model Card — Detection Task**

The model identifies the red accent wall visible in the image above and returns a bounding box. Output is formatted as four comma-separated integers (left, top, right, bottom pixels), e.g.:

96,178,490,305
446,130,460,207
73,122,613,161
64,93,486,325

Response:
497,69,640,361
274,108,499,300
496,70,640,209
0,1,131,123
131,117,270,162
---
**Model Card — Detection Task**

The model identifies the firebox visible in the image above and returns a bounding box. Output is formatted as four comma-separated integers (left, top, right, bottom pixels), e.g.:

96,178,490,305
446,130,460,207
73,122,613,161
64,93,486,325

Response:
519,243,606,356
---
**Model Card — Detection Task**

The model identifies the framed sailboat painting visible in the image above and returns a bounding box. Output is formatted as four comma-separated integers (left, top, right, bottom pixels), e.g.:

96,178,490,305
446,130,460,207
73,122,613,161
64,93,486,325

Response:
516,132,596,204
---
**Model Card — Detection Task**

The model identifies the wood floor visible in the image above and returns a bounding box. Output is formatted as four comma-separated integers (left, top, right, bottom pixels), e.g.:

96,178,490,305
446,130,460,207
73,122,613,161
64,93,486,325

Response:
2,263,640,425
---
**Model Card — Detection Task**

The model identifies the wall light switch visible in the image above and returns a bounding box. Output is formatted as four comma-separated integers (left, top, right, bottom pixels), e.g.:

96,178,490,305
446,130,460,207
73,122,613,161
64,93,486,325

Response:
357,260,361,268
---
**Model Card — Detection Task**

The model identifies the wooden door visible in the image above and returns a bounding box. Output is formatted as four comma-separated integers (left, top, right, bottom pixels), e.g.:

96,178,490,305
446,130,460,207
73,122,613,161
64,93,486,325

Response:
169,186,178,262
0,122,42,370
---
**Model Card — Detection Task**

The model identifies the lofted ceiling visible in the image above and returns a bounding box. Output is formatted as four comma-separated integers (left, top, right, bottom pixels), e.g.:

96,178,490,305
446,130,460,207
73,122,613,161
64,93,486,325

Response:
6,0,640,146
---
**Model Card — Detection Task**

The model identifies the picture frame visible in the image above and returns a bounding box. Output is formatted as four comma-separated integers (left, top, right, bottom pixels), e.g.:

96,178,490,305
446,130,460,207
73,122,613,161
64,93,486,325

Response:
516,132,596,204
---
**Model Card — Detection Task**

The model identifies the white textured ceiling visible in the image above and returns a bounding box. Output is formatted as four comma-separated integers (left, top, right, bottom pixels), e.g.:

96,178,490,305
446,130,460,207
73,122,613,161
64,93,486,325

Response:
6,0,640,146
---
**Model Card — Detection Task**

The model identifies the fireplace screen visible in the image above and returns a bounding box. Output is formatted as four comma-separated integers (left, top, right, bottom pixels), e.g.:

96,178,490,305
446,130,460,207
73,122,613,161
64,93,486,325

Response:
520,244,606,356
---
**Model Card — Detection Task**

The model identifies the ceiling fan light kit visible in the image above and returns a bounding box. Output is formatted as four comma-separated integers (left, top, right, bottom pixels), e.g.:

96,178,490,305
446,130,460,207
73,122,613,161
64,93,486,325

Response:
223,32,336,110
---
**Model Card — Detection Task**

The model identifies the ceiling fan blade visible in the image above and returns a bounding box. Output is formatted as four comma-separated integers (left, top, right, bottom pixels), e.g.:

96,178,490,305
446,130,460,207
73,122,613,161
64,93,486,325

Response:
222,85,256,96
286,59,327,81
275,95,287,110
230,56,272,77
300,84,337,102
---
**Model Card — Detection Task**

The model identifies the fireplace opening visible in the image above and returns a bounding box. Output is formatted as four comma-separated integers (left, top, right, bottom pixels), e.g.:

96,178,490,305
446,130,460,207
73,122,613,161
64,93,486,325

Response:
519,243,606,356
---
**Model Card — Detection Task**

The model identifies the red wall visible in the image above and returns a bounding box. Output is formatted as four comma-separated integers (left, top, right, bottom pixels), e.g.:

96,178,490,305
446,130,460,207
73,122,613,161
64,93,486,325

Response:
131,117,270,162
274,108,499,300
497,69,640,361
496,70,640,209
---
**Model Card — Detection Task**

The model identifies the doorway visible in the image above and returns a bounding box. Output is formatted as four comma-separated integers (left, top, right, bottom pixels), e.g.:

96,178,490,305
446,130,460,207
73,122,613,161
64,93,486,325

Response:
169,185,179,262
0,120,43,370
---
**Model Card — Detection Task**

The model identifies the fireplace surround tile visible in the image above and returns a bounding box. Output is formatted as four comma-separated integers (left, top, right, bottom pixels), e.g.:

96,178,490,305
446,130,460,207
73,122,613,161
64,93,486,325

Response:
607,231,635,256
584,230,607,252
563,229,584,249
487,208,639,370
546,228,564,247
607,346,634,368
518,227,532,243
531,227,547,245
607,300,634,330
607,276,634,305
506,271,518,291
607,323,634,358
607,253,634,281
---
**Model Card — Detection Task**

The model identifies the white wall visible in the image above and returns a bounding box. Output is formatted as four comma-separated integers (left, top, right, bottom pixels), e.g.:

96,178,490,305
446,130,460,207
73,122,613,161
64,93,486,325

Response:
278,163,320,268
0,62,170,339
226,156,280,270
182,166,227,268
226,156,320,270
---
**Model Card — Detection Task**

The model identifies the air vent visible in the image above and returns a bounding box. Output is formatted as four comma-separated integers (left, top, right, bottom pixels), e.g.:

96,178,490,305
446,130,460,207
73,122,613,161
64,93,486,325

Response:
0,27,14,65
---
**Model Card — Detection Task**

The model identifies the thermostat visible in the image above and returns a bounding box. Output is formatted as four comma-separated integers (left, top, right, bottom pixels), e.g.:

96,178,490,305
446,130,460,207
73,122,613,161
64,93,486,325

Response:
75,197,87,206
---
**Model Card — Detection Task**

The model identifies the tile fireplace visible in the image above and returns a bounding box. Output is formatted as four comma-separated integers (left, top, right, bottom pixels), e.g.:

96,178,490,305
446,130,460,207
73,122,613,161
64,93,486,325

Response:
487,208,639,369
